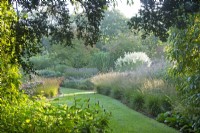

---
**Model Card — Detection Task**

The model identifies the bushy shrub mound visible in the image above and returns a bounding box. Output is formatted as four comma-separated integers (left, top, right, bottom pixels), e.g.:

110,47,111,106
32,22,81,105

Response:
36,69,62,77
61,79,95,90
64,68,99,79
115,52,152,71
0,95,111,133
157,111,199,133
21,77,64,98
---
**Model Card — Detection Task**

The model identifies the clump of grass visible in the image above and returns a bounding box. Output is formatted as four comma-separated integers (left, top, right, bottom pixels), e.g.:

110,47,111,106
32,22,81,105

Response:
34,77,63,98
130,91,145,111
22,76,64,98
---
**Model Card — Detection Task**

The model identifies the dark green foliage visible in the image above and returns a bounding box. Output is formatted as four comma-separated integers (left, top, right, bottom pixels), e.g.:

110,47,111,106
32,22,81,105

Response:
8,0,111,73
36,67,98,79
37,69,62,77
61,80,95,90
61,80,79,89
7,0,135,74
146,96,162,117
78,80,95,90
53,65,69,73
90,52,111,72
128,0,200,41
64,68,99,79
145,96,172,117
30,55,53,70
130,92,145,111
0,96,111,133
166,14,200,130
111,88,124,100
96,86,111,96
0,2,111,132
157,111,200,133
160,98,172,112
128,1,200,129
96,85,173,118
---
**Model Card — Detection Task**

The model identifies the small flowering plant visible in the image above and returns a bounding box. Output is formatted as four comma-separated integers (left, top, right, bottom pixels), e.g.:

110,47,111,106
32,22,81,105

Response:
115,52,152,71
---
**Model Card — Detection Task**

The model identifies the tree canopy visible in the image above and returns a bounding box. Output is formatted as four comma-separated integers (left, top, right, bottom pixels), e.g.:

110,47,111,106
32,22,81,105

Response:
5,0,135,73
128,0,200,41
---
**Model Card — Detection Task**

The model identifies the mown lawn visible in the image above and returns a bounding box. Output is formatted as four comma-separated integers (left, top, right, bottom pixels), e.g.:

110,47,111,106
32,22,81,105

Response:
51,88,178,133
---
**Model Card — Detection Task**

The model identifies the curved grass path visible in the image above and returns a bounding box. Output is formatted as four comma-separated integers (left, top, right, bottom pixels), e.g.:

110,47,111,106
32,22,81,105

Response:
52,88,178,133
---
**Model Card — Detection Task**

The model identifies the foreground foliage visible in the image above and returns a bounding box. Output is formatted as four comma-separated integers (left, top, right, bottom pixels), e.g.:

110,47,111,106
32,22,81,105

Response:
0,2,110,132
0,94,111,133
166,13,200,132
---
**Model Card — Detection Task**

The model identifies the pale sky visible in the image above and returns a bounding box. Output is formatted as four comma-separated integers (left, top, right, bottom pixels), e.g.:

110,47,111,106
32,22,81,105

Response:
68,0,141,18
15,0,141,18
112,0,141,18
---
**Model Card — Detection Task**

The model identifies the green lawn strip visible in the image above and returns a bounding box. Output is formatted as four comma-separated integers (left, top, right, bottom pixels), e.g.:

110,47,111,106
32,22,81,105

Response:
52,88,178,133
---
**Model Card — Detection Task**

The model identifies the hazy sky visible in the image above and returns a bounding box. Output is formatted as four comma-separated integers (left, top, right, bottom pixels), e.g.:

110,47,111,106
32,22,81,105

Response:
68,0,141,18
113,0,141,18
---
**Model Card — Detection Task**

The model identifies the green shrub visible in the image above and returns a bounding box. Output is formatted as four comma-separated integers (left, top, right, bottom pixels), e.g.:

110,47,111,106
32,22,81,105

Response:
61,80,79,88
160,97,172,112
64,68,98,78
156,111,197,133
121,89,133,105
131,92,145,111
54,64,70,73
96,86,111,96
111,88,124,100
90,52,111,72
61,79,95,90
0,95,111,133
146,96,162,117
37,69,61,77
30,55,53,70
108,36,142,68
78,80,95,90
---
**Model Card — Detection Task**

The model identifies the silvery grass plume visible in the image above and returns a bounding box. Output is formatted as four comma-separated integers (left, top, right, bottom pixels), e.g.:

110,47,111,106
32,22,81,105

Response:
115,52,152,68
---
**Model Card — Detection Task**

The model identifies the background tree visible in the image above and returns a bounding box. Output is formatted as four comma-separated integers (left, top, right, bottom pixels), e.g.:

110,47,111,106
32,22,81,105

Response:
7,0,118,73
99,10,129,44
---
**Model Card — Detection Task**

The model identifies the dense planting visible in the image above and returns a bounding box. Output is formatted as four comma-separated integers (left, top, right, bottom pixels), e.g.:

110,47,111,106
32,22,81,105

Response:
0,2,110,132
91,59,176,117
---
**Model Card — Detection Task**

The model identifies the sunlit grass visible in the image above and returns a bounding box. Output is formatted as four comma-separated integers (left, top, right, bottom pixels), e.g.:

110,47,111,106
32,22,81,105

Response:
51,88,178,133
